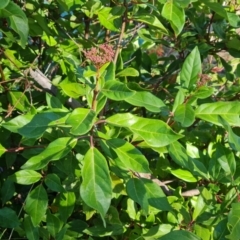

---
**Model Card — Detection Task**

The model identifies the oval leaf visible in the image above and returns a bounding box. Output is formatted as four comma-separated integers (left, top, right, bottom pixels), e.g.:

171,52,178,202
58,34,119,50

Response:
174,104,195,127
9,170,42,185
0,207,20,228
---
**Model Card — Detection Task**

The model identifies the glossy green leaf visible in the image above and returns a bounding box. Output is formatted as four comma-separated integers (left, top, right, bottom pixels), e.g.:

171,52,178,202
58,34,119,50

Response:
192,195,207,221
101,80,135,100
180,46,201,89
66,108,96,135
200,0,227,19
0,207,20,228
18,111,69,138
106,113,183,147
57,192,76,223
193,86,214,99
23,215,39,240
80,147,112,226
172,88,186,112
47,211,63,237
174,104,195,127
159,230,200,240
24,185,48,226
227,203,240,240
162,1,185,36
60,82,86,99
169,169,198,182
106,138,150,173
125,91,165,113
7,91,32,112
116,68,139,77
1,179,15,205
21,137,77,170
9,170,42,185
44,173,66,193
133,14,168,34
0,143,6,157
0,0,10,9
0,2,29,47
195,102,240,126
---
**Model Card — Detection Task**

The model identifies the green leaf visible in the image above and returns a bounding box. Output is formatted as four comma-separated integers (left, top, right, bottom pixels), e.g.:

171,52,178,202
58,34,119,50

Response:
60,82,86,99
193,86,214,99
0,0,10,9
180,46,201,89
227,203,240,240
162,1,185,36
0,207,20,228
125,91,165,113
18,111,69,138
143,224,174,239
57,192,76,223
200,0,227,19
9,170,42,185
169,169,198,182
47,211,63,237
0,143,6,157
66,108,96,135
116,68,139,77
44,174,66,193
101,80,135,100
174,104,195,127
0,2,29,47
23,215,39,240
106,113,183,147
21,138,77,170
195,102,240,126
133,14,168,34
80,147,112,226
106,138,150,173
7,91,32,112
1,179,15,205
24,185,48,226
159,230,200,240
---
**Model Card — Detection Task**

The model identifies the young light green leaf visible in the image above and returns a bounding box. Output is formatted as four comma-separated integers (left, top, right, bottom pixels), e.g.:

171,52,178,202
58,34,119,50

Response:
159,230,201,240
106,113,183,147
106,138,150,173
133,14,168,34
0,143,6,157
60,82,86,99
125,91,165,113
7,91,32,112
23,215,39,240
24,185,48,226
0,207,20,228
21,137,77,170
66,108,96,135
193,86,214,99
57,192,76,223
195,102,240,126
116,68,139,77
80,147,112,226
9,170,42,185
180,46,201,89
44,173,66,193
226,203,240,240
162,1,185,36
18,111,69,138
101,80,135,100
172,87,186,112
169,169,198,182
174,104,195,127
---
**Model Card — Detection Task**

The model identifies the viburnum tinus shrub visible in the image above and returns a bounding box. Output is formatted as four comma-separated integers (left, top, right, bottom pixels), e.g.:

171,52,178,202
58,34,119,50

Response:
0,0,240,239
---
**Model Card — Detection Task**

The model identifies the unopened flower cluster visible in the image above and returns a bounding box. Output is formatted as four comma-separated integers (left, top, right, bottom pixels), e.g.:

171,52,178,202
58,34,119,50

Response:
83,44,115,68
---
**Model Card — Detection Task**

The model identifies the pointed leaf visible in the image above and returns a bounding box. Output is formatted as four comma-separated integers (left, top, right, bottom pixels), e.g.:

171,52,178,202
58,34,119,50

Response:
195,102,240,126
0,143,6,157
23,215,39,240
101,80,135,100
162,2,185,36
66,108,96,135
24,185,48,226
116,68,139,77
227,203,240,240
180,46,201,89
9,170,42,185
44,174,66,193
21,138,77,170
0,207,20,228
80,147,112,225
159,230,200,240
47,211,63,237
174,104,195,127
106,138,150,173
106,113,183,147
169,169,198,182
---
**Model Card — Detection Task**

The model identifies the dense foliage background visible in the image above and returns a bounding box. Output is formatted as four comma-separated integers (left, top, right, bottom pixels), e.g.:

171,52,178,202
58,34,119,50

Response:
0,0,240,239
